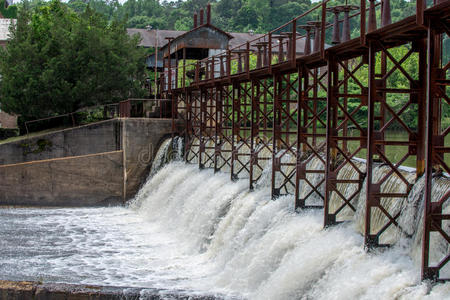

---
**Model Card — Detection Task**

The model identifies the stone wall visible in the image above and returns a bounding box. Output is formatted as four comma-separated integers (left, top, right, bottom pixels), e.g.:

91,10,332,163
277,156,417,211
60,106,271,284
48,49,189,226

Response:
0,119,121,165
0,151,125,206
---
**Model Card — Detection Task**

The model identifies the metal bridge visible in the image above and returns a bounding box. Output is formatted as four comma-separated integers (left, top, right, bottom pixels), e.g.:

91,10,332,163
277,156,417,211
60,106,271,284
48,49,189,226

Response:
162,0,450,282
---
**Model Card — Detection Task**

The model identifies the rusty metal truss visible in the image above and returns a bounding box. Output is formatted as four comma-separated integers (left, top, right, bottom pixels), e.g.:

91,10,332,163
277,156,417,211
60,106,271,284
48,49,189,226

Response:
199,87,217,169
324,55,368,226
231,81,252,180
422,15,450,282
295,66,328,210
250,78,274,189
365,39,427,248
272,71,300,198
214,84,234,173
168,0,450,283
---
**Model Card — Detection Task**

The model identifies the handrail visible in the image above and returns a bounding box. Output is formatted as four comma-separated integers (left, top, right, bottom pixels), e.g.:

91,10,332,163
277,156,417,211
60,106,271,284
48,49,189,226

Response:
168,0,428,90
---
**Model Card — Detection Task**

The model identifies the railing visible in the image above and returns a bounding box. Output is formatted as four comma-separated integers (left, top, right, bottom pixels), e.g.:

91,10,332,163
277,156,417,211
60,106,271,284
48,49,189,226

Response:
162,0,440,92
118,98,172,119
23,99,171,135
24,103,120,135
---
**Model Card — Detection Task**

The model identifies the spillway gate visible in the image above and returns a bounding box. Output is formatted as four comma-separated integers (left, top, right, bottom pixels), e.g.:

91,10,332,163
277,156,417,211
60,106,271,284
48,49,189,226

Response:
162,0,450,282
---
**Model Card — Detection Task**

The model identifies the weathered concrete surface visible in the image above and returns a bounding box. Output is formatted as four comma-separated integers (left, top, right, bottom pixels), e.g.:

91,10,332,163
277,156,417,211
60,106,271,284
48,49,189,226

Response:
0,118,179,205
122,118,173,198
0,280,222,299
0,151,124,206
0,119,121,166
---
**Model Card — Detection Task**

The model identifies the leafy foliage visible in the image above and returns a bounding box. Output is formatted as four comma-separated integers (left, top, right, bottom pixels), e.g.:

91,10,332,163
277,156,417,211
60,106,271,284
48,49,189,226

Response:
0,0,146,121
0,0,17,18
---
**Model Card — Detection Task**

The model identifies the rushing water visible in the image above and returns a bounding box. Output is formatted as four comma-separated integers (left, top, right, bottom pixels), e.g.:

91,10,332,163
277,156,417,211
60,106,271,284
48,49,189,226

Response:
0,138,449,299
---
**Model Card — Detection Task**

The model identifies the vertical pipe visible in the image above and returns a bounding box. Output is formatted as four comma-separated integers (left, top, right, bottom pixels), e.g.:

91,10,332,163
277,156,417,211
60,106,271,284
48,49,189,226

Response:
416,38,427,178
278,37,284,63
365,41,376,249
313,24,321,53
360,0,366,45
271,74,281,198
207,3,211,24
183,48,186,88
416,0,424,26
250,80,257,190
381,0,392,27
331,10,340,45
304,27,311,55
342,9,351,43
325,57,335,226
320,2,326,57
175,50,179,89
256,45,262,68
422,25,433,281
295,66,303,209
292,19,297,62
214,85,222,172
268,33,272,72
368,0,377,32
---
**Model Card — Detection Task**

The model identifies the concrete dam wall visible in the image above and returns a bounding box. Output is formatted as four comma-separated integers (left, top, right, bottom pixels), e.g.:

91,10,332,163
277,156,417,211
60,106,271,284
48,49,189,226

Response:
0,118,175,206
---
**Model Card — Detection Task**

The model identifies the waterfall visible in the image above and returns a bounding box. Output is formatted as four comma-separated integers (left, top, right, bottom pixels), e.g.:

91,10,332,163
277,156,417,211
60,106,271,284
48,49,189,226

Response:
127,138,450,299
149,137,184,176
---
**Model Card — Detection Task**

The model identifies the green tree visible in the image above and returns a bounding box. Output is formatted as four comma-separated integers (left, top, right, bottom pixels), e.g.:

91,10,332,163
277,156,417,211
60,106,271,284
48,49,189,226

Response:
0,0,146,121
0,0,18,18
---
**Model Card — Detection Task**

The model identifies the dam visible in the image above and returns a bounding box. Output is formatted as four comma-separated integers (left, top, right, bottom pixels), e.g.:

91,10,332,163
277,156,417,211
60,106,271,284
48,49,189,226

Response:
0,139,449,299
0,0,449,299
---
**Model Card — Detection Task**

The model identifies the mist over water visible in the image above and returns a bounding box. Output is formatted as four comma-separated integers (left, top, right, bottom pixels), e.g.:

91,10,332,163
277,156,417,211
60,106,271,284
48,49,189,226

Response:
0,138,449,299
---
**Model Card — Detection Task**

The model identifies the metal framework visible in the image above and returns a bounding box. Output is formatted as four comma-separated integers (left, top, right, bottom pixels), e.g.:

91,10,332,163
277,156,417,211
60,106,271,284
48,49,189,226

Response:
272,71,300,198
231,81,252,180
365,39,427,248
214,84,233,172
422,11,450,281
165,0,450,283
324,54,368,225
295,65,328,210
250,77,274,189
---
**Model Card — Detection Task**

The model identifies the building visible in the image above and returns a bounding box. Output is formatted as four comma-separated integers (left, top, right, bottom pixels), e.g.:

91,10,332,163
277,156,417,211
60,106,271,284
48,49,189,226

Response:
127,4,307,96
0,0,17,129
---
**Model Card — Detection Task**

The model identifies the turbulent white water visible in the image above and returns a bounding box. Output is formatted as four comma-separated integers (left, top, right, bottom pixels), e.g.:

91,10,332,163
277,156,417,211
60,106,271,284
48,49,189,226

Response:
0,138,449,299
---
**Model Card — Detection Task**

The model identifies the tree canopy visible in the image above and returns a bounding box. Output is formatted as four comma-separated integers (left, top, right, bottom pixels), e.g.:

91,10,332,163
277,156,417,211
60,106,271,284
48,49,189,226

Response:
0,0,146,121
0,0,17,18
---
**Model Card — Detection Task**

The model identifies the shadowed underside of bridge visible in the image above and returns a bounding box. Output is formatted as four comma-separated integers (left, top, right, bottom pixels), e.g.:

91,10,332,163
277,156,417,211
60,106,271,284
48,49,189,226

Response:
163,1,449,282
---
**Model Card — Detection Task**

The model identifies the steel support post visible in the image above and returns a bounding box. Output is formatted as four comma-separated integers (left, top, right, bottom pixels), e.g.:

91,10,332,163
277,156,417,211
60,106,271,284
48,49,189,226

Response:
186,90,202,164
272,71,300,198
295,65,328,209
231,81,252,180
199,87,217,169
214,84,234,172
324,53,369,226
365,39,425,248
422,23,450,282
250,77,274,189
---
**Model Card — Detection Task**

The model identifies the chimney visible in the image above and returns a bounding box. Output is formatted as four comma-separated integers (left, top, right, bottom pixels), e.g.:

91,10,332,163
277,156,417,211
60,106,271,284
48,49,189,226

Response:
207,3,211,24
200,9,204,25
193,12,198,28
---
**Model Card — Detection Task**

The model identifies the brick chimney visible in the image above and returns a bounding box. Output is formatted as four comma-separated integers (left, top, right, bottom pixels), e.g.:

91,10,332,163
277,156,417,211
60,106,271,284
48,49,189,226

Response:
193,12,198,28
